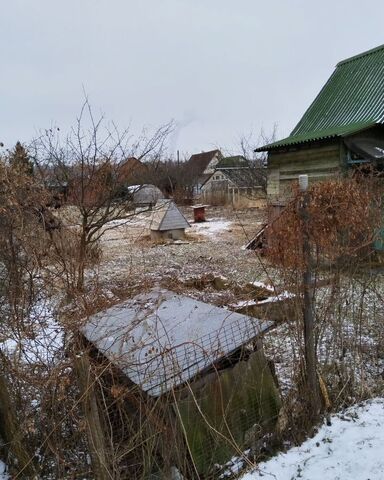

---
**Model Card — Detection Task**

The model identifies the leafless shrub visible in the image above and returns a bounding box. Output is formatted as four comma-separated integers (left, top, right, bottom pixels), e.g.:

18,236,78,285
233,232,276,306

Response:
267,176,382,270
260,175,384,433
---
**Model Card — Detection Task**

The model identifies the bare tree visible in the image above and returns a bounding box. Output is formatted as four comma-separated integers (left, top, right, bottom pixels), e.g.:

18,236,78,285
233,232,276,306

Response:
237,124,277,165
265,175,382,420
32,99,174,291
237,124,278,192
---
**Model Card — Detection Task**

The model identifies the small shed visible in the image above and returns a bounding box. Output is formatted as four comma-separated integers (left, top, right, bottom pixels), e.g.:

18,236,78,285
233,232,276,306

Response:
127,184,164,207
81,288,280,478
150,199,190,240
192,204,208,222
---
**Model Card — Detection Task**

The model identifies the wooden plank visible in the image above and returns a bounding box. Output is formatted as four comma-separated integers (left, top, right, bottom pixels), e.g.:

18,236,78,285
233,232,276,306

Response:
267,141,343,200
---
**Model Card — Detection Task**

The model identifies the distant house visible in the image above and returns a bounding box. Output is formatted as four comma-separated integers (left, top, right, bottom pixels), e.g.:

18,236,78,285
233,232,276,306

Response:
201,155,266,207
81,287,280,477
186,149,222,195
257,44,384,202
118,157,147,185
150,199,190,240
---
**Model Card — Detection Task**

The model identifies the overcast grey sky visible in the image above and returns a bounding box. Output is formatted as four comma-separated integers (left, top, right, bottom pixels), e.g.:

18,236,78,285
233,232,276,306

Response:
1,0,384,157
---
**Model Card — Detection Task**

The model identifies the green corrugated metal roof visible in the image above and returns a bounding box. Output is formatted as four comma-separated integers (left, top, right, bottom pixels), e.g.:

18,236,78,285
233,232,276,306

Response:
216,155,247,168
258,44,384,152
259,121,378,150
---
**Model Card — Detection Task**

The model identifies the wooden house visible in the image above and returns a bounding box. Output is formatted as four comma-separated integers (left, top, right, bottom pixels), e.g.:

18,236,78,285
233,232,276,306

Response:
80,288,280,478
150,199,190,240
186,149,222,195
257,44,384,202
201,155,266,207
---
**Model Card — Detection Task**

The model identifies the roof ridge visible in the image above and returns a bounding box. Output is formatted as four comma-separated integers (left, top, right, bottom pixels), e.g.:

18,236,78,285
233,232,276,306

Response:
190,149,220,157
337,44,384,67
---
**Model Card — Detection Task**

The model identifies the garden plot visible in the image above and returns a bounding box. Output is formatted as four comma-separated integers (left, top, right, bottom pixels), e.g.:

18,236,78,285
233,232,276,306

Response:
2,204,383,478
98,207,269,291
97,206,384,404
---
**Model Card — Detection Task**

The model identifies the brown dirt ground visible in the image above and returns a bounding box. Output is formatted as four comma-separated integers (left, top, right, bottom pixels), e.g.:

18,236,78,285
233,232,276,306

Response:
97,206,277,305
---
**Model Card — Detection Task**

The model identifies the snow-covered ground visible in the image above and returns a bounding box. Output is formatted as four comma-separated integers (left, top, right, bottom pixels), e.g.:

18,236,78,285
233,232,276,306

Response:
189,219,232,238
241,398,384,480
0,297,63,366
0,461,8,479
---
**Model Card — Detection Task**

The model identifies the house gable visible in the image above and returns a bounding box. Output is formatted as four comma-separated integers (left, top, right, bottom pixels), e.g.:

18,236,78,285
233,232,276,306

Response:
187,149,222,176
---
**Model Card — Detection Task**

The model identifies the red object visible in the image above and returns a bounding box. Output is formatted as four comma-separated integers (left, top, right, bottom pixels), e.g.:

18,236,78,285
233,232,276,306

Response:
193,205,207,222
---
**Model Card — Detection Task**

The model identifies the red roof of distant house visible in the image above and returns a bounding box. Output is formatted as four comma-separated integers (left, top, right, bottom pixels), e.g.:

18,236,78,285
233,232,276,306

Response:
119,157,147,183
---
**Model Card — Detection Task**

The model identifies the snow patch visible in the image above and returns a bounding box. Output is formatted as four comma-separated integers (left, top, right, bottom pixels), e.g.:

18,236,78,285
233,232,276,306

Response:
0,298,63,365
0,461,8,479
190,220,232,238
250,281,274,291
241,398,384,480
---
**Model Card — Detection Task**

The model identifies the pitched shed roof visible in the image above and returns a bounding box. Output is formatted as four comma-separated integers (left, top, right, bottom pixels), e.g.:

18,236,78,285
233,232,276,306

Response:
258,44,384,151
150,199,190,231
82,288,272,396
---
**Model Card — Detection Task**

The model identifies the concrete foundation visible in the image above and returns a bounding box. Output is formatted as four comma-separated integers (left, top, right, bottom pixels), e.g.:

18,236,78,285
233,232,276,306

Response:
150,228,186,241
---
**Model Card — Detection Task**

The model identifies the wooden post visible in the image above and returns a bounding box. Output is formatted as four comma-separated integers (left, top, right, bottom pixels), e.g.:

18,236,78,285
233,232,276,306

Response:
74,349,112,480
299,175,320,415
